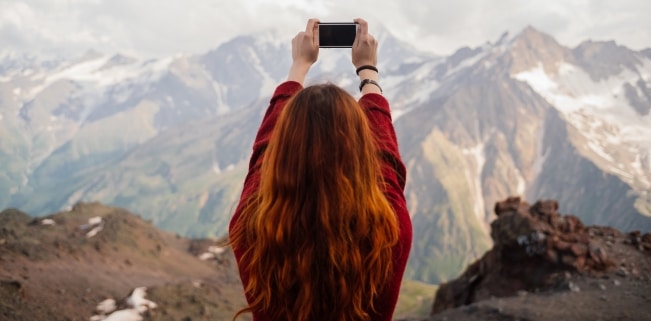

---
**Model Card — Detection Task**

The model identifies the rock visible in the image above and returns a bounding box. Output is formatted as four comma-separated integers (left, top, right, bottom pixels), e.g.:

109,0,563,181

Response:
568,282,581,292
432,197,618,315
571,243,588,256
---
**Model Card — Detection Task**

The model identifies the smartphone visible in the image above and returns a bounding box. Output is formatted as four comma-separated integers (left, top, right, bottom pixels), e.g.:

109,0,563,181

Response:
319,23,358,48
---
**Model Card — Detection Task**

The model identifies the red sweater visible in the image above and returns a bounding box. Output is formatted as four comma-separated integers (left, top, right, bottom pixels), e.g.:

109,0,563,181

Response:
229,81,412,321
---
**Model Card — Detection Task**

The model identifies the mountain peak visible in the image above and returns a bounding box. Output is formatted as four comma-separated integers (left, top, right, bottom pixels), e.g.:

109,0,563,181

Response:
643,48,651,59
572,39,644,80
518,25,551,40
506,26,573,74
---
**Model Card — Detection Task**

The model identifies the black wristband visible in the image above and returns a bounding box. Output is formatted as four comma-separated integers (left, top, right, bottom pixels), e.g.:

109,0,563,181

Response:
356,65,378,75
359,79,382,93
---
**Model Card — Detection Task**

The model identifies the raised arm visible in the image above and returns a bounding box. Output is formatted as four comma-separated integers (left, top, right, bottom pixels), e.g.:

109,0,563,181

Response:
248,18,320,170
358,94,406,191
352,18,406,191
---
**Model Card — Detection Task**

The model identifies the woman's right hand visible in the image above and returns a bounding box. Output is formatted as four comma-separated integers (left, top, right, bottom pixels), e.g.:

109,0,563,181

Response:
352,18,378,68
352,18,381,94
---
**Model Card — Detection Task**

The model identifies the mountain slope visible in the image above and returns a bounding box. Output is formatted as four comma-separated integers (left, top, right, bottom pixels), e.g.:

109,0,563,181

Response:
0,202,246,321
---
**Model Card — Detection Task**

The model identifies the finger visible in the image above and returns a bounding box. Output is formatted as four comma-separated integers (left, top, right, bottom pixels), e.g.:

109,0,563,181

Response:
352,19,361,47
313,20,320,47
354,18,368,35
306,18,319,33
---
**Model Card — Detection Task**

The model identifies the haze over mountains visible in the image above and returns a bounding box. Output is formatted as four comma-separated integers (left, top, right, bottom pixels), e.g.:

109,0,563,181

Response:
1,26,650,284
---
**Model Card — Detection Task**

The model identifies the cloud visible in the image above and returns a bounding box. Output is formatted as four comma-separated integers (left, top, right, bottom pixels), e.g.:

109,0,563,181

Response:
0,0,649,59
374,0,651,54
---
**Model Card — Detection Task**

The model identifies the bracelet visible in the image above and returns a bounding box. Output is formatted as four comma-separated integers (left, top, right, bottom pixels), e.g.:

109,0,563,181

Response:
356,65,378,75
359,79,383,93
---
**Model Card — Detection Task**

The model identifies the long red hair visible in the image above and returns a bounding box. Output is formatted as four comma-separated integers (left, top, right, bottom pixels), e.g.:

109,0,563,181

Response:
230,84,399,321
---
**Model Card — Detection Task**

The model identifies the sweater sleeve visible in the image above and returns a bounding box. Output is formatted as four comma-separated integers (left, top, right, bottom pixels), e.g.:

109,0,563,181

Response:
358,93,407,198
358,93,413,321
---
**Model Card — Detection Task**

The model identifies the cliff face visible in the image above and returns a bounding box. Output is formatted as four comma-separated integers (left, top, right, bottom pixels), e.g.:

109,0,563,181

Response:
426,197,651,321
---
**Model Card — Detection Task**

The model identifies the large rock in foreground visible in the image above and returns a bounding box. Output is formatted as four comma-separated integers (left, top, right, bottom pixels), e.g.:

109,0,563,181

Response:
429,197,651,321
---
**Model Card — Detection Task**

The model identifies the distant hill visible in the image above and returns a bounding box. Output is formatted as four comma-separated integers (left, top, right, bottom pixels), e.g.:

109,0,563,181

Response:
0,202,434,321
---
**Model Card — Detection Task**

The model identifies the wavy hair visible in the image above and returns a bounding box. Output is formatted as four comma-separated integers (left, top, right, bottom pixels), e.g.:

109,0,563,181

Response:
229,84,400,321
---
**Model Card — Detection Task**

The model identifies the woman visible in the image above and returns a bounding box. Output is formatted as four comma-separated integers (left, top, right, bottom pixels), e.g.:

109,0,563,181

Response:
229,18,412,321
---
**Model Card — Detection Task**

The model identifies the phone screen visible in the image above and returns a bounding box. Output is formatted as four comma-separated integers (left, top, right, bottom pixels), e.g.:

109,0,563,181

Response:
319,23,357,48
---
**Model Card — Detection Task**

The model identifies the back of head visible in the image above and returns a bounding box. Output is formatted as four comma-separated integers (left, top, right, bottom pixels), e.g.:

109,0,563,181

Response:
231,84,400,321
269,84,376,194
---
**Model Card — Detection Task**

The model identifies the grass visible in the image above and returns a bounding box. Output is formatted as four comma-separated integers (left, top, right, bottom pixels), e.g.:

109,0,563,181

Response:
394,279,438,319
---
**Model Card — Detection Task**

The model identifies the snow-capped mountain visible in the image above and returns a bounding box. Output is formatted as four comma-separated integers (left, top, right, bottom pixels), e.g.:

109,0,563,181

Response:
1,27,650,284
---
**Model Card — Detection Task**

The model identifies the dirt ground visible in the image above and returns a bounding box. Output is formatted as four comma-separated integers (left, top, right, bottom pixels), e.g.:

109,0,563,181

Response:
0,203,246,321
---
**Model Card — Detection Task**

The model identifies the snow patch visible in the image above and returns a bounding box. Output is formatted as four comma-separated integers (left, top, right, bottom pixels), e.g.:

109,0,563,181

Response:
25,56,171,101
531,123,549,182
461,143,486,223
515,169,526,196
386,58,445,120
244,47,276,97
126,287,158,313
88,216,103,226
513,63,558,93
443,50,487,79
41,218,56,226
199,245,226,261
95,299,117,315
391,109,408,120
587,141,615,163
90,287,157,321
91,309,142,321
80,216,105,238
211,81,230,114
514,61,651,189
22,68,35,76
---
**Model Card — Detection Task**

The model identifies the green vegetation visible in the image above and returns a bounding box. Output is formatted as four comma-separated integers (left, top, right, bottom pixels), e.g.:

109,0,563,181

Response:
405,129,492,283
394,279,438,319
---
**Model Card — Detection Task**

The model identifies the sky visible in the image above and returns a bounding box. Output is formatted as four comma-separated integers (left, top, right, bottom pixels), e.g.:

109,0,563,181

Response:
0,0,650,59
